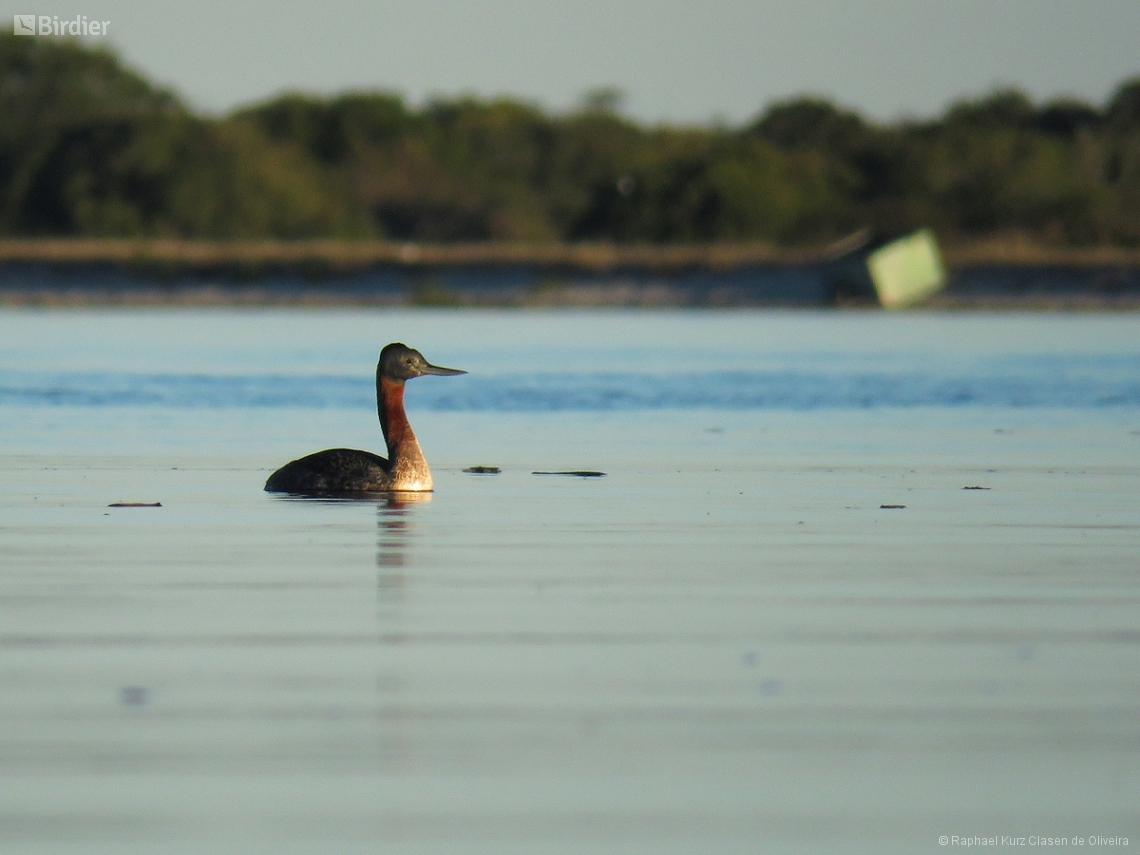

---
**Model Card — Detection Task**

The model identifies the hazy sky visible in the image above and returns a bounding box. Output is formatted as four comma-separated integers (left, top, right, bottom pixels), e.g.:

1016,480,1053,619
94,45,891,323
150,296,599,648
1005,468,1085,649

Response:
6,0,1140,124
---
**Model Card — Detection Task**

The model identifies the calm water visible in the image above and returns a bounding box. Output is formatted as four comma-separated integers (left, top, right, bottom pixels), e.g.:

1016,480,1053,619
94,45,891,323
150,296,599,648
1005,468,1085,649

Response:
2,309,1139,854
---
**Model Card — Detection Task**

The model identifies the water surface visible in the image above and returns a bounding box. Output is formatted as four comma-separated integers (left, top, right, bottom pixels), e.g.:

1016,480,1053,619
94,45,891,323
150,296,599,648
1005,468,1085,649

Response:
2,309,1139,853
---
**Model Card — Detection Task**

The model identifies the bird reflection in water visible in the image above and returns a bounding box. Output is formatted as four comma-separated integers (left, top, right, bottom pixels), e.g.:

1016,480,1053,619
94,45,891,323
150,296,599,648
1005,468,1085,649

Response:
376,492,430,618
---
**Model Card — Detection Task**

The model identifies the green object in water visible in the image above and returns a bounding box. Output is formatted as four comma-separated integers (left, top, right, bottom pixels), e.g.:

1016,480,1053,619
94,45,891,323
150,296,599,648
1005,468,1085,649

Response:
866,229,945,308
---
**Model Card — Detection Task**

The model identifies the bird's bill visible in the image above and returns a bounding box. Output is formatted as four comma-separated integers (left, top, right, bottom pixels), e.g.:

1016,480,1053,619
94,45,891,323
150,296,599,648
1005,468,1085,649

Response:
420,362,467,376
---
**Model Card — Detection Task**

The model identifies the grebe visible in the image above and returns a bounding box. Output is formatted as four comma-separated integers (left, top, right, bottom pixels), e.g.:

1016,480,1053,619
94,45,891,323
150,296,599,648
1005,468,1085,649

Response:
265,343,465,495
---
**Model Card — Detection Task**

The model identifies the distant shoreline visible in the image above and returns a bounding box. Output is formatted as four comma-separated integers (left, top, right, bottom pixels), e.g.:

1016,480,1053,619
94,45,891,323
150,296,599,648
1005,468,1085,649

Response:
2,238,1139,309
4,237,1140,268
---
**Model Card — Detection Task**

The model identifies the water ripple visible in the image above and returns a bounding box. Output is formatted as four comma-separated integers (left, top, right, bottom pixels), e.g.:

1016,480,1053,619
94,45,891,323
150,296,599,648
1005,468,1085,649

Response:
2,368,1138,411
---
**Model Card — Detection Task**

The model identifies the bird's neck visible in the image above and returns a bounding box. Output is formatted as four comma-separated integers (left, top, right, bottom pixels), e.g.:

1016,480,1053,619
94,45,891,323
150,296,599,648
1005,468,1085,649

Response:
378,376,415,454
378,376,431,489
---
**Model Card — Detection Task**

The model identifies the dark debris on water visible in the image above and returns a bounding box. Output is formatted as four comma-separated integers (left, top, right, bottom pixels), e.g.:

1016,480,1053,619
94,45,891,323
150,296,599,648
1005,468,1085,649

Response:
532,470,606,478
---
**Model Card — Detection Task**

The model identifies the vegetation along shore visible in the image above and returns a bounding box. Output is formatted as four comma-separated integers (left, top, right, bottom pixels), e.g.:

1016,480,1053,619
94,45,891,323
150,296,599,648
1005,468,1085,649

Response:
3,31,1139,248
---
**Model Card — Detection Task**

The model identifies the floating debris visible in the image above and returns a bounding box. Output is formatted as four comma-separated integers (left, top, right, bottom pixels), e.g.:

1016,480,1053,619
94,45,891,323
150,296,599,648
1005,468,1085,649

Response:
962,486,991,490
107,502,162,508
532,470,606,478
463,466,501,474
880,504,906,509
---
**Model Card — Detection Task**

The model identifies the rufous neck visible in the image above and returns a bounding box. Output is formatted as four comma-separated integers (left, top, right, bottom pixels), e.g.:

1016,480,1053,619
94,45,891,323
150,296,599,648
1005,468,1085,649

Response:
378,376,415,455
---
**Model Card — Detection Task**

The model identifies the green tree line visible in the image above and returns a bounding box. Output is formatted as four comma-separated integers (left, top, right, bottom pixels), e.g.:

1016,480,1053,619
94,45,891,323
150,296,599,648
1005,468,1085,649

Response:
3,31,1139,245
